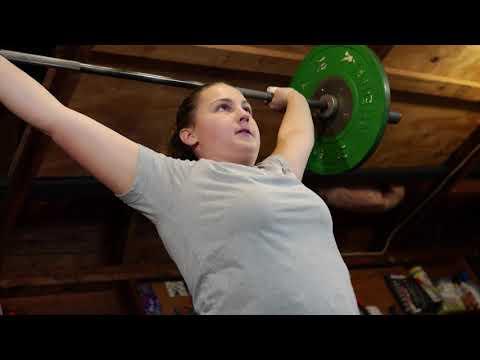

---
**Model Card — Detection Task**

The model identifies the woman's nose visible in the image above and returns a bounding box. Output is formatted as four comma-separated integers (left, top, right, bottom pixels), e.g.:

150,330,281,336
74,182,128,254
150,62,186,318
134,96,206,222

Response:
238,108,250,122
239,115,250,123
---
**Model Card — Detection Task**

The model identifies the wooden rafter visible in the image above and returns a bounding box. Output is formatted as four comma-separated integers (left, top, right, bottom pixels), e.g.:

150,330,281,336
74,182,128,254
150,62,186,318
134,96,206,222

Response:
386,67,480,102
378,124,480,254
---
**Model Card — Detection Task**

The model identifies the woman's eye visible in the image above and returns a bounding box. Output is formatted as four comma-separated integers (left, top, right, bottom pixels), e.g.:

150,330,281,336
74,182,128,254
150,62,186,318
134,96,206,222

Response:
244,107,252,114
217,104,230,112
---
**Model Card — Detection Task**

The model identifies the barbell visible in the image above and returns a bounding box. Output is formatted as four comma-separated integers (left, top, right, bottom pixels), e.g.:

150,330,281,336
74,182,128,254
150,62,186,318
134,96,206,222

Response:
0,45,401,175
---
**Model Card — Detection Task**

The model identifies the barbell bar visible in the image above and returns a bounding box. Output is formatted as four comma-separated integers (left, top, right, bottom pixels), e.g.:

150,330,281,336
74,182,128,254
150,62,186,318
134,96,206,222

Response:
0,49,400,125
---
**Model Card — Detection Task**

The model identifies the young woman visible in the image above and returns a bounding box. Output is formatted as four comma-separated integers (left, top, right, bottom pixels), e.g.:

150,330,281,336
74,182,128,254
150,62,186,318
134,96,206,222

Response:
0,54,403,314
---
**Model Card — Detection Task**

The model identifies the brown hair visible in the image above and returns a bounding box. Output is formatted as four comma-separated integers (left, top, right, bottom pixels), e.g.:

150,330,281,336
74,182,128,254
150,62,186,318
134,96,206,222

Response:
168,82,226,160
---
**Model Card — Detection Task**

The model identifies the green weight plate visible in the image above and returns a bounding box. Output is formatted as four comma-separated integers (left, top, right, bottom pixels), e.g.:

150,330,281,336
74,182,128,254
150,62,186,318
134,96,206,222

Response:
290,45,390,175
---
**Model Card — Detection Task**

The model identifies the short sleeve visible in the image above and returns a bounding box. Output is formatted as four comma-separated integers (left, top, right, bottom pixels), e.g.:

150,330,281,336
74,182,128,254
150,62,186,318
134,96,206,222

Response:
115,144,195,222
256,154,295,177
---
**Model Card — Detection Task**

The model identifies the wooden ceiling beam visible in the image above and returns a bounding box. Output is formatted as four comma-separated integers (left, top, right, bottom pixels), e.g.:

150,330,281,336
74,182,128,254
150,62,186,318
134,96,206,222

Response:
386,67,480,102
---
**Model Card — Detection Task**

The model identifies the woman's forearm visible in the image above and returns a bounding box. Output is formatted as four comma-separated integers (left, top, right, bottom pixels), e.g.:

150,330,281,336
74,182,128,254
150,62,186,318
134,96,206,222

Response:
0,55,140,195
0,55,66,135
276,90,315,146
319,186,406,213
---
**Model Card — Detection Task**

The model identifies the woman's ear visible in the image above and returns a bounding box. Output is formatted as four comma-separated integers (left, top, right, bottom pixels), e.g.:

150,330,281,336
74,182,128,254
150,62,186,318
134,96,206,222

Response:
179,127,198,146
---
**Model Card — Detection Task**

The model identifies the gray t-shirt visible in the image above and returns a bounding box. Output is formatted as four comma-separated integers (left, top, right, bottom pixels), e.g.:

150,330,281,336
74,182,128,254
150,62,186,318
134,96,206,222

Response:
116,144,359,315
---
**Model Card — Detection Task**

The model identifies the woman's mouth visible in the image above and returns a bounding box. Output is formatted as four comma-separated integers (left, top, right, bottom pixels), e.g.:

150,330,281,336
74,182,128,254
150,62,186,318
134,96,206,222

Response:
236,129,253,137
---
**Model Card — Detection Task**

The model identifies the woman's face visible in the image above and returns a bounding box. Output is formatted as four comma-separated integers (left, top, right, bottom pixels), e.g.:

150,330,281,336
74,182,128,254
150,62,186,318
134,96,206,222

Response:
180,83,261,166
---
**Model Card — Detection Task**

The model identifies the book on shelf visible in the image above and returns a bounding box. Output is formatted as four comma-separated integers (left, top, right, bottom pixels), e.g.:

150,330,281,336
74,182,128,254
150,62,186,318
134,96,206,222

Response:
136,280,195,315
384,266,480,315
